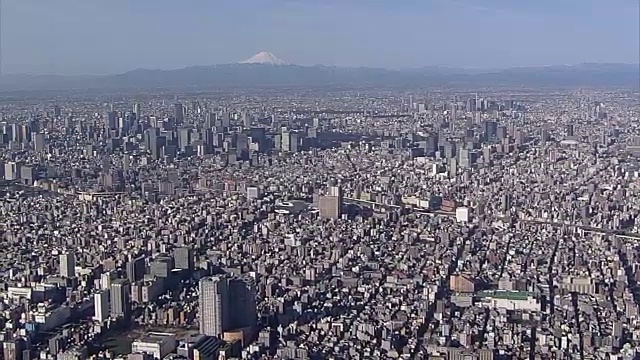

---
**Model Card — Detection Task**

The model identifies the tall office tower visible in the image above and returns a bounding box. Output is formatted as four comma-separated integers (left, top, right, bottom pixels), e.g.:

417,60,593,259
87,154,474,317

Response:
600,130,608,146
426,134,439,156
501,194,511,212
105,111,118,130
174,246,194,270
496,126,507,140
505,99,515,110
220,111,230,128
249,127,266,142
319,186,343,219
467,97,477,112
199,276,230,337
174,103,184,124
19,124,30,144
281,131,291,152
101,272,113,290
28,118,40,133
110,279,132,319
483,121,498,141
289,133,299,153
33,133,46,152
566,124,574,137
10,123,22,143
59,253,76,278
444,142,457,159
242,112,251,128
482,147,492,164
53,105,62,118
540,129,550,145
145,127,159,150
150,256,174,278
93,290,110,322
228,277,257,330
458,148,471,168
236,133,249,152
178,128,191,151
515,130,526,145
328,185,342,198
126,255,146,282
449,158,458,178
20,165,35,185
4,161,18,181
133,103,142,119
205,112,217,128
148,133,166,160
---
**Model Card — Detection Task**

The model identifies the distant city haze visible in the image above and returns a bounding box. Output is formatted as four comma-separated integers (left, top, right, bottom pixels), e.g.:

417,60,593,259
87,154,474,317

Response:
2,0,639,75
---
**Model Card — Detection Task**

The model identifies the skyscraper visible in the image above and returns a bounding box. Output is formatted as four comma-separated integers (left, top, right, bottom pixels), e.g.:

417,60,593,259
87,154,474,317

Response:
319,186,343,219
110,279,132,319
483,121,498,141
174,246,194,271
199,276,229,337
105,111,118,130
174,103,184,124
93,290,110,323
228,277,257,330
281,131,291,152
178,128,192,151
4,161,19,181
198,275,257,337
458,148,471,168
150,256,174,278
33,133,46,152
242,112,251,128
133,103,142,119
566,124,575,137
59,253,76,278
126,255,146,282
101,271,113,290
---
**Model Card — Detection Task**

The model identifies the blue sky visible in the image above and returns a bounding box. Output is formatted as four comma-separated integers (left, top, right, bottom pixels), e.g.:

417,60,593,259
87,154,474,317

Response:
2,0,638,74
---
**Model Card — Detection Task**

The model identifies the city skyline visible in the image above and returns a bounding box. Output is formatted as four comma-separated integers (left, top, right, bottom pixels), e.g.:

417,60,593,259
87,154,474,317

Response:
0,0,638,75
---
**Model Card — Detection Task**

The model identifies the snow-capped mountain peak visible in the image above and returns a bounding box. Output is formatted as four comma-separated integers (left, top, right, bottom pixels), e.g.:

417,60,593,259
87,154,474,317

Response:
240,52,286,65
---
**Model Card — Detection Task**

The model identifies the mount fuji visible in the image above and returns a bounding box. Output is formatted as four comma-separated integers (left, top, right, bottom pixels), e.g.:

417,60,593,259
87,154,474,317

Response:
239,52,287,65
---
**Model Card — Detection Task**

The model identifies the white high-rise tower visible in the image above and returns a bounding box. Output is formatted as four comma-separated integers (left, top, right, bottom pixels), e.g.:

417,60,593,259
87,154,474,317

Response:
199,276,229,336
60,253,76,278
93,290,110,323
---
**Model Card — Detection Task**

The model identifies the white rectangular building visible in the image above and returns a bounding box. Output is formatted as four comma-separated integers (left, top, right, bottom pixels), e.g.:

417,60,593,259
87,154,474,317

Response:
456,207,469,223
131,332,177,359
93,290,110,323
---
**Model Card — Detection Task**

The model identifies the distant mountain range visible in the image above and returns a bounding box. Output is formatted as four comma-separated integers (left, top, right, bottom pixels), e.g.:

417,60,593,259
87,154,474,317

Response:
0,62,638,91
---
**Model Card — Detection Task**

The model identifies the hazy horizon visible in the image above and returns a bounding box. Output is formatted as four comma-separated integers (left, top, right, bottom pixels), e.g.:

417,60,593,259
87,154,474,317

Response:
2,0,639,75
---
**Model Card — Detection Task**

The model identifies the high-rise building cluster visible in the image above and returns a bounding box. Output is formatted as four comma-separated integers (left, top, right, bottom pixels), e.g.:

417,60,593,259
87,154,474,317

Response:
199,275,257,338
0,86,637,359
